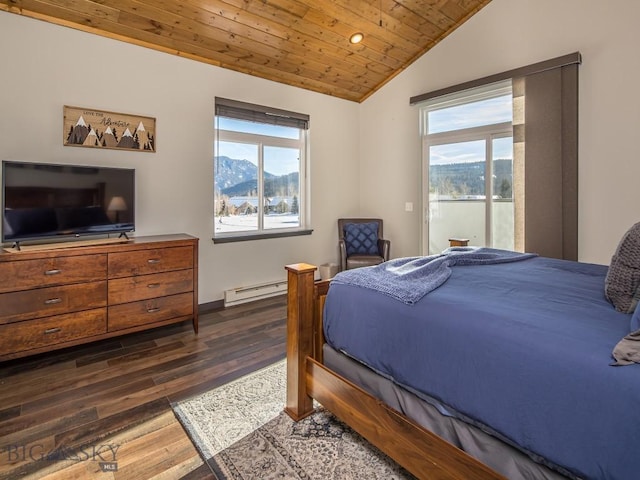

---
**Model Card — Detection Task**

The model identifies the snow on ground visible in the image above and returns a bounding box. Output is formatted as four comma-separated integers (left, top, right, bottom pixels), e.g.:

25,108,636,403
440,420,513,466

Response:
215,214,299,233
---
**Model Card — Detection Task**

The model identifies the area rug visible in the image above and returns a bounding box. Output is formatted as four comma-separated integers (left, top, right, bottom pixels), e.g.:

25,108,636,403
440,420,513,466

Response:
172,360,414,479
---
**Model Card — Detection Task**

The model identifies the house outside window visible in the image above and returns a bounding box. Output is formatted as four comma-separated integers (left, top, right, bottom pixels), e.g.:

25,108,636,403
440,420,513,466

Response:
214,98,310,243
420,81,514,255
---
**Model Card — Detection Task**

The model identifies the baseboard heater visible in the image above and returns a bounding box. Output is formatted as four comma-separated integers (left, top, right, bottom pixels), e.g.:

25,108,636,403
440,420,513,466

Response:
224,280,288,307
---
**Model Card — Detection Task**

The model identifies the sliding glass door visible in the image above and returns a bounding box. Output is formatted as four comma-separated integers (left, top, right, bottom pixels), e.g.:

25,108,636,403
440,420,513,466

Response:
420,81,514,256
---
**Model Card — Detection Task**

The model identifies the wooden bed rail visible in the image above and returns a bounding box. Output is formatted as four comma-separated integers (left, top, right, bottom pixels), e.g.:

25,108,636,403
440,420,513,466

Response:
306,358,504,480
284,262,505,480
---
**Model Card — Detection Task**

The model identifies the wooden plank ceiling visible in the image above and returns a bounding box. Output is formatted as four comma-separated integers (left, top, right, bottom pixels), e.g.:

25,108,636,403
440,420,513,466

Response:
0,0,491,102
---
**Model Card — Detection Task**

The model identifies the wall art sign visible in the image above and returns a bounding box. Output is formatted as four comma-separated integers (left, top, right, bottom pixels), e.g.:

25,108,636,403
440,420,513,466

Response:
63,105,155,152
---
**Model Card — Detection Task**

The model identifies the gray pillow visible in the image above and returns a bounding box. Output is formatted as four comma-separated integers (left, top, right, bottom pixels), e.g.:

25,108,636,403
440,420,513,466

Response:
605,222,640,313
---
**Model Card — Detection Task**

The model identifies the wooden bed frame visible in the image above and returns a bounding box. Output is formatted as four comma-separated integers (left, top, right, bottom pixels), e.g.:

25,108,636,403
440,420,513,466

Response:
284,263,506,480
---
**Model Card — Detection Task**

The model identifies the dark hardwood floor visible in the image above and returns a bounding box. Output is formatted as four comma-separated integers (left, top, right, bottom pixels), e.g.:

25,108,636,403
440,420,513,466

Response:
0,295,287,479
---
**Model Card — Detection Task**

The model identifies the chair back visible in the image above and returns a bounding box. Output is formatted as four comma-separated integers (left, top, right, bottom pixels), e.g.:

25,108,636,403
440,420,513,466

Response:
338,218,383,241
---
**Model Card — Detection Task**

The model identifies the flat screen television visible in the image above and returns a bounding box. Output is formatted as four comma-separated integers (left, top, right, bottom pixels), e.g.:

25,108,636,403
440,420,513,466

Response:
2,160,135,245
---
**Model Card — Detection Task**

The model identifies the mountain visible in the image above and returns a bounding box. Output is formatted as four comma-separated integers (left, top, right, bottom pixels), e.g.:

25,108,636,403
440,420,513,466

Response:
215,156,260,191
430,159,513,197
102,126,118,148
117,128,136,149
221,178,258,197
82,128,100,147
219,172,300,197
264,172,298,197
215,156,297,197
135,121,154,151
66,115,89,145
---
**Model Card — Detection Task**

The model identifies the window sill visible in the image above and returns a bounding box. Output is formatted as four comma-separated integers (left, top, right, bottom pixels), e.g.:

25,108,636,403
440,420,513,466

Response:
213,229,313,244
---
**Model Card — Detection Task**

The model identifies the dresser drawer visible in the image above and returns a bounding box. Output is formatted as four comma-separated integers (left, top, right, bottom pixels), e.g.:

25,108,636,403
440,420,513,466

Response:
0,254,107,293
0,309,107,356
108,246,193,278
0,281,107,325
108,269,193,305
108,293,193,331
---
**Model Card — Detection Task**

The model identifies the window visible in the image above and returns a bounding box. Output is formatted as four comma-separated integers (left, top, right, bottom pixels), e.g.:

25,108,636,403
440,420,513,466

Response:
214,98,310,242
421,81,514,255
412,53,580,260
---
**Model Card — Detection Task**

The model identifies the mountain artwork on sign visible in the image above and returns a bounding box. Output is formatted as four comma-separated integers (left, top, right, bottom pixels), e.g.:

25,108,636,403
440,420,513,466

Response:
63,105,155,152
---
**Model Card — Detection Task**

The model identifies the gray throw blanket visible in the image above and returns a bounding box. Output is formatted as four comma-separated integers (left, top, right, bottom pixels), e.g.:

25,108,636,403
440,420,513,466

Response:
331,247,538,305
611,329,640,366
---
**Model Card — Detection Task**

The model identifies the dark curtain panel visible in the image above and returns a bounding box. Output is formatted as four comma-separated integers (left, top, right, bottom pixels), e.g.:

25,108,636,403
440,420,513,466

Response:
515,63,579,260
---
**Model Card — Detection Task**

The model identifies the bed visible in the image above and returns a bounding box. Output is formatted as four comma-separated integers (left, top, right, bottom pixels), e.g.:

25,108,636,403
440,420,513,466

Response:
284,243,640,480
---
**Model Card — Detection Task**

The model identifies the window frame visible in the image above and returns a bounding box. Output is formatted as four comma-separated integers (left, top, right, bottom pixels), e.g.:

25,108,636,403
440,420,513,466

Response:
420,81,513,254
213,100,311,243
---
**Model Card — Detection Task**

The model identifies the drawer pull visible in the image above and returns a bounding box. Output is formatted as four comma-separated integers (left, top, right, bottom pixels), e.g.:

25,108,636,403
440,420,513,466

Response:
44,269,62,276
147,307,161,313
147,283,161,289
44,298,62,305
147,259,161,264
44,327,62,335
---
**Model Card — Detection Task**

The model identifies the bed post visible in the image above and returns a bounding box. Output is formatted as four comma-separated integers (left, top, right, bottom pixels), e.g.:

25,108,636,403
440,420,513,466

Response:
284,263,317,421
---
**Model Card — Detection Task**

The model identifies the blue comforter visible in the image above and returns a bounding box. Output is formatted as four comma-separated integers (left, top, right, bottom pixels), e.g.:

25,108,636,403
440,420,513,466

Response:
324,256,640,480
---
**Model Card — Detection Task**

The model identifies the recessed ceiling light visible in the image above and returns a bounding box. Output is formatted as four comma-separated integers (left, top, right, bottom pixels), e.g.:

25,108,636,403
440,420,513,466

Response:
349,32,364,44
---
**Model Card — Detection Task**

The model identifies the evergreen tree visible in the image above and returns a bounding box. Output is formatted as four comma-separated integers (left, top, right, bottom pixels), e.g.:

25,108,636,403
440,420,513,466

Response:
219,199,228,216
291,195,299,214
499,179,512,199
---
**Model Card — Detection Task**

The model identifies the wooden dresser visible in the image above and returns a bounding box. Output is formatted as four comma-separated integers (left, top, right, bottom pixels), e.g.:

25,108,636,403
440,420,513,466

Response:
0,234,198,362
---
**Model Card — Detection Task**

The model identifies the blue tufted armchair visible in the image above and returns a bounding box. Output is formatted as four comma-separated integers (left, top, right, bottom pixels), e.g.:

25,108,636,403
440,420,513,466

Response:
338,218,390,271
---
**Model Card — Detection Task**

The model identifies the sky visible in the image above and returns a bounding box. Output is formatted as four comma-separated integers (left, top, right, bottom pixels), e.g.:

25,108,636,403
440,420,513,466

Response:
216,118,300,176
428,94,512,135
428,94,513,165
430,136,512,165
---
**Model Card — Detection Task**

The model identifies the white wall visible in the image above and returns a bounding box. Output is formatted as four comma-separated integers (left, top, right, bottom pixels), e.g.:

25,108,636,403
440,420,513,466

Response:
3,0,638,302
360,0,640,264
0,12,360,303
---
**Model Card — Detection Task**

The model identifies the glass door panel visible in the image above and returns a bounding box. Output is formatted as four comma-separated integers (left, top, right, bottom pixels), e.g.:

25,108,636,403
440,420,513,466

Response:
491,136,514,250
428,140,486,255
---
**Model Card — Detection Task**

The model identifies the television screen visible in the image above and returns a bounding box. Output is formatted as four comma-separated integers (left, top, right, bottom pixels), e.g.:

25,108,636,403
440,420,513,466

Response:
2,160,135,244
